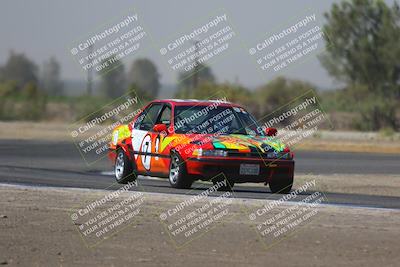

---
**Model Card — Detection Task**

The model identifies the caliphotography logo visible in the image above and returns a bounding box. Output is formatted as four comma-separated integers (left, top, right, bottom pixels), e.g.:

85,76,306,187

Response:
1,1,399,267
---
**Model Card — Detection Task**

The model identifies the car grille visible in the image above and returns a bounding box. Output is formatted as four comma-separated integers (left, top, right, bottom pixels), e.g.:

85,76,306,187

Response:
227,150,291,159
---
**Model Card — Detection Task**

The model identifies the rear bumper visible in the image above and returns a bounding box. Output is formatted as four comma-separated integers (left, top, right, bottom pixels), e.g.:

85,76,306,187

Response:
186,157,294,183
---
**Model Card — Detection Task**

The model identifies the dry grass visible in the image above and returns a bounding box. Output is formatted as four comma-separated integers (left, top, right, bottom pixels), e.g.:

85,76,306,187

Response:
296,139,400,154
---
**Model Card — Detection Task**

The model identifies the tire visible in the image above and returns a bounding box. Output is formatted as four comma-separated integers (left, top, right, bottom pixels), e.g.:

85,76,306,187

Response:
114,148,136,184
212,176,234,191
269,176,293,194
168,152,193,189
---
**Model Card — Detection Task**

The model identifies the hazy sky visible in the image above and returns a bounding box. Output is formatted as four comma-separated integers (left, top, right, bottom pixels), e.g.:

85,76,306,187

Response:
0,0,346,89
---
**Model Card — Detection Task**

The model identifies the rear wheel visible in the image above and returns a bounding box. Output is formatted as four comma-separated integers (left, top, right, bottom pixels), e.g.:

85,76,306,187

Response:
169,152,193,189
114,149,136,184
269,177,293,194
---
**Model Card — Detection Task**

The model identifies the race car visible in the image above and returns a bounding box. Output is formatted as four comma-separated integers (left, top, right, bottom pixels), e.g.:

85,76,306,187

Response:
108,99,294,193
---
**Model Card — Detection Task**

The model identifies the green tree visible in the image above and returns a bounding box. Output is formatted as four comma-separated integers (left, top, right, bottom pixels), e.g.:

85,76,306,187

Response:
0,81,18,119
127,82,153,103
40,56,63,96
321,0,400,130
99,55,126,98
128,58,160,97
20,82,46,120
253,77,315,118
0,51,38,88
175,81,253,115
0,52,47,121
176,63,216,98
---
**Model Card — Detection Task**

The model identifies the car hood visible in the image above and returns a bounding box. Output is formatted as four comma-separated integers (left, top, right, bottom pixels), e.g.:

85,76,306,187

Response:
209,134,287,153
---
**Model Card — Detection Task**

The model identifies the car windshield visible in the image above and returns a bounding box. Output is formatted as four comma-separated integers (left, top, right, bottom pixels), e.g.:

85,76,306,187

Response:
174,105,265,136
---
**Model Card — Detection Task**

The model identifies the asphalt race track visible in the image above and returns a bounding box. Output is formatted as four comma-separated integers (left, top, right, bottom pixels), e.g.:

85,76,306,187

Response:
0,140,399,209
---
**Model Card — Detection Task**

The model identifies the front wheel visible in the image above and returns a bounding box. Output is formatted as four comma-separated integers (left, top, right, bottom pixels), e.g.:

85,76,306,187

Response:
114,149,136,184
169,152,193,189
269,176,293,194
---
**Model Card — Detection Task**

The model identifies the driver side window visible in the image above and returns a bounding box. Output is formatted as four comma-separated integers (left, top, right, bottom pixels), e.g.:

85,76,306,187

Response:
157,105,171,126
133,104,162,131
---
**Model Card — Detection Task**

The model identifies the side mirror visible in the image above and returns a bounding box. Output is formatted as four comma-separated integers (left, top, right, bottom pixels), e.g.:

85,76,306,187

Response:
265,127,277,136
153,123,167,133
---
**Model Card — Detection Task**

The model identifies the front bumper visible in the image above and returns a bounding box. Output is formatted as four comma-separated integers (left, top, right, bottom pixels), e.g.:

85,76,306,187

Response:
186,157,294,183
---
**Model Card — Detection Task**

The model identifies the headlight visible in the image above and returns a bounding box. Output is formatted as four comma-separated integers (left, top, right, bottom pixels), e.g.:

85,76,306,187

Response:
193,149,228,157
266,152,293,159
279,152,291,159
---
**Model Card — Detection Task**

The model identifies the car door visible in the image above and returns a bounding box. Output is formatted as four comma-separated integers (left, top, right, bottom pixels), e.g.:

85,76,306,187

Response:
131,103,163,173
150,104,172,175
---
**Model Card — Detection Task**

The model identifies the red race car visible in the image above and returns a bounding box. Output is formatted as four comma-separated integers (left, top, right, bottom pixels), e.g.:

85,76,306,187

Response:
108,99,294,193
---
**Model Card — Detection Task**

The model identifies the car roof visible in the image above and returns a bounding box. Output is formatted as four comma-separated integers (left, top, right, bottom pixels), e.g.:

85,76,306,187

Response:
151,99,241,107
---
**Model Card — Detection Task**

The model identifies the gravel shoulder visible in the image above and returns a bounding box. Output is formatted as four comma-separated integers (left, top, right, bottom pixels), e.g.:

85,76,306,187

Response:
293,174,400,197
1,184,399,267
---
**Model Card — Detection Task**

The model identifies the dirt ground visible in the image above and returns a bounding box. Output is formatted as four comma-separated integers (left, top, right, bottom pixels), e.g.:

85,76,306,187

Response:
1,185,399,267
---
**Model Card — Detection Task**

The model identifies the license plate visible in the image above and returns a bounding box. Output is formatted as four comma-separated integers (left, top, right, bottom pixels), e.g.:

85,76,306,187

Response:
239,164,260,175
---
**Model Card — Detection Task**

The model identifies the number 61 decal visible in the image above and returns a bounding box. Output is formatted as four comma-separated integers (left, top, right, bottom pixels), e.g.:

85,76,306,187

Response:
140,134,152,171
